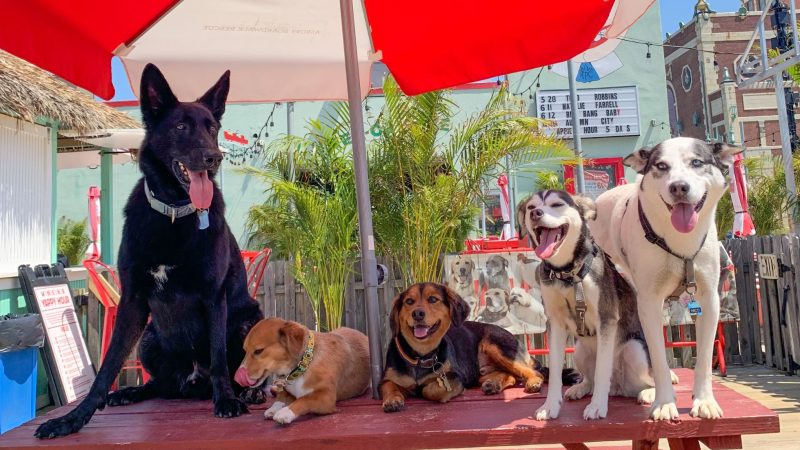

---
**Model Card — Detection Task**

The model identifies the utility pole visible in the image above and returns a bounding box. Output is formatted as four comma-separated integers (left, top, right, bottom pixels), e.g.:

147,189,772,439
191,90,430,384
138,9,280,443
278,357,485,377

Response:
567,60,586,194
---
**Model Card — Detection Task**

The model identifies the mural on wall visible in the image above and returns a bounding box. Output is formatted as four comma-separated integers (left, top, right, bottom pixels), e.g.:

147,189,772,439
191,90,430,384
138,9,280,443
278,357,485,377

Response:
550,0,655,82
443,252,547,336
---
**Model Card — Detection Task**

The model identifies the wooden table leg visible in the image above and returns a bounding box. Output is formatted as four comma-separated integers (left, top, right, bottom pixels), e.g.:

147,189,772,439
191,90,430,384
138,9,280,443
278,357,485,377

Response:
633,440,659,450
700,435,743,449
667,438,701,450
562,444,590,450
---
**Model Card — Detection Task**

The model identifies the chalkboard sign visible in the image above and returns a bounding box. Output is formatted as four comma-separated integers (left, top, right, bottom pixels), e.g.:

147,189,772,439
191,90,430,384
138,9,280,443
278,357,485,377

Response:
18,264,96,406
535,86,641,139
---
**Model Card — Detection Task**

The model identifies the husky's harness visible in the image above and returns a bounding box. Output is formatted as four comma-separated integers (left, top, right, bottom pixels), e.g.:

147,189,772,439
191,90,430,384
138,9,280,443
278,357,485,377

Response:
544,244,598,337
637,198,707,310
144,180,209,229
273,332,315,392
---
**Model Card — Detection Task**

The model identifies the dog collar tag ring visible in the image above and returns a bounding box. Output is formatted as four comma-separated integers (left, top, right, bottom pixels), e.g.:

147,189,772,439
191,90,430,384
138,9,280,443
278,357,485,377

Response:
197,209,209,230
432,362,452,392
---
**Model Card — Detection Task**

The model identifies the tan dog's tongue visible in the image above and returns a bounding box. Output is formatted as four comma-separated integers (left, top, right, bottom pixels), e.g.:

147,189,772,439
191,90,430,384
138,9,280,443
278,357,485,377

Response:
535,228,561,259
670,203,698,233
414,326,429,338
188,170,213,209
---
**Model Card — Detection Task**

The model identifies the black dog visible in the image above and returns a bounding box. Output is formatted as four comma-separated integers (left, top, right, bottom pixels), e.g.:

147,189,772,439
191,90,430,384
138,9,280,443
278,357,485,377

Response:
35,64,263,439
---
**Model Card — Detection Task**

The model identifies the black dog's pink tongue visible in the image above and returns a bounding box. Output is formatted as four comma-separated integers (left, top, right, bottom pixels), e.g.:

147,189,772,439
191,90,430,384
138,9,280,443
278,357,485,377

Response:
188,170,213,210
535,228,561,259
670,203,698,233
414,326,429,338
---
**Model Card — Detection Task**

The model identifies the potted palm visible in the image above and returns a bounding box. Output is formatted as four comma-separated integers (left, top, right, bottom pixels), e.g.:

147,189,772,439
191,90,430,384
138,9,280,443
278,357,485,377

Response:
368,77,569,284
245,119,358,331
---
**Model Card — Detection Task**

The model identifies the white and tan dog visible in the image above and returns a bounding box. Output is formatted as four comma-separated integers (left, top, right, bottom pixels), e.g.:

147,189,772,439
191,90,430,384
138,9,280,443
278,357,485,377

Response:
590,137,740,420
520,190,664,421
447,255,480,320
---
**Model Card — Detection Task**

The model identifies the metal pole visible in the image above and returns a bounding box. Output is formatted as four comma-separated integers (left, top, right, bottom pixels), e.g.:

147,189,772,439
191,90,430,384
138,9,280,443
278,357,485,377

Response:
791,0,799,56
339,0,383,398
504,155,516,234
287,101,295,180
566,60,585,194
760,0,798,231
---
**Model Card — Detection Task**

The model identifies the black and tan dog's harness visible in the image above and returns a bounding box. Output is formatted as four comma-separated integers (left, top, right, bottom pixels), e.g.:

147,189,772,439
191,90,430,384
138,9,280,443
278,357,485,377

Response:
394,336,453,392
544,244,598,337
637,198,707,315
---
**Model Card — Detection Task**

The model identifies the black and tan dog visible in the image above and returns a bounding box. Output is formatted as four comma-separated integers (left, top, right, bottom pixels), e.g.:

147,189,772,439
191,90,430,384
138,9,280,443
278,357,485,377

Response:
380,282,549,412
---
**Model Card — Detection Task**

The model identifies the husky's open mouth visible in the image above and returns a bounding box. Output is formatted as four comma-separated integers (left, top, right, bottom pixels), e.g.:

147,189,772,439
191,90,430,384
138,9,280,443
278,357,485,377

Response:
173,160,213,210
533,224,568,260
660,191,707,234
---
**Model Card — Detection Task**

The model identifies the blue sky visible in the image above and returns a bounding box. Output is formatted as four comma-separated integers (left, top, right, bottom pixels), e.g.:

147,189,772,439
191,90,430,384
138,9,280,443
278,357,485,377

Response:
107,0,749,102
660,0,744,35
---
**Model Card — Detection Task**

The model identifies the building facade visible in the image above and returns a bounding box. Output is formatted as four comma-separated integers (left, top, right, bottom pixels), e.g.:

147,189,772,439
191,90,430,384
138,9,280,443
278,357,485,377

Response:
664,5,799,155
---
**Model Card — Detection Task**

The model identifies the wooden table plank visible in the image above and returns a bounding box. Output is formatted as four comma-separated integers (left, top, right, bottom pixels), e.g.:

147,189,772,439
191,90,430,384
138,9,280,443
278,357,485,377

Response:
0,369,779,449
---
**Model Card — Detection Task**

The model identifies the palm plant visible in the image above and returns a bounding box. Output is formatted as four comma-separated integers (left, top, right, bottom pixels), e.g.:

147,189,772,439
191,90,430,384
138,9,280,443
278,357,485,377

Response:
245,120,358,331
533,170,565,191
57,217,90,266
368,77,569,284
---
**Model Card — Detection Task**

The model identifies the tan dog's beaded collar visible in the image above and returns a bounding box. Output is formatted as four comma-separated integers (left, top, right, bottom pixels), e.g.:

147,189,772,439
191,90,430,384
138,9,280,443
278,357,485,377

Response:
273,332,315,391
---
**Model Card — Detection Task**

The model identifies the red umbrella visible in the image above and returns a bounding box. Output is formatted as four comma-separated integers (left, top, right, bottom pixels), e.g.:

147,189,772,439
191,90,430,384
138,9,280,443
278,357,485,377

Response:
2,0,613,100
0,0,613,394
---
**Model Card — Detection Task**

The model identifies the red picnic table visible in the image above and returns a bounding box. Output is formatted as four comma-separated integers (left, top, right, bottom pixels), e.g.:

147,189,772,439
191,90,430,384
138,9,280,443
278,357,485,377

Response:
0,369,779,450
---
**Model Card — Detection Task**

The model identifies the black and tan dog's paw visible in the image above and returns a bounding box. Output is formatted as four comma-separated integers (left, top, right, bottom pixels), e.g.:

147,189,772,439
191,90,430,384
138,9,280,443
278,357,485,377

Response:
481,379,502,395
382,397,405,413
524,377,544,393
214,397,249,418
239,387,267,404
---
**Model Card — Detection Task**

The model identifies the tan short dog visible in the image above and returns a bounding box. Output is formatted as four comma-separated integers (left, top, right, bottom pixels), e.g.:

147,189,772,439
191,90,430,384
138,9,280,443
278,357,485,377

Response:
234,318,370,425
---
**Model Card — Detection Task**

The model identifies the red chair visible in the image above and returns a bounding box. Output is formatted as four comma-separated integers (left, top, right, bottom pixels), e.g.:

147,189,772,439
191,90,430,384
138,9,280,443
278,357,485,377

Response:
241,248,272,298
83,259,150,387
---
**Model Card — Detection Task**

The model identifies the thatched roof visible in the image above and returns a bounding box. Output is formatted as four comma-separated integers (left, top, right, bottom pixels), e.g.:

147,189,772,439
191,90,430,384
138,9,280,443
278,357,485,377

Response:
0,49,140,132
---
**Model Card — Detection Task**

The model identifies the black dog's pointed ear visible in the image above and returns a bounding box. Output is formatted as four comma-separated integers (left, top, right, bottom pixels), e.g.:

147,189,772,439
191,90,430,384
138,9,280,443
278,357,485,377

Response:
443,286,469,328
197,70,231,122
140,63,178,127
623,147,652,174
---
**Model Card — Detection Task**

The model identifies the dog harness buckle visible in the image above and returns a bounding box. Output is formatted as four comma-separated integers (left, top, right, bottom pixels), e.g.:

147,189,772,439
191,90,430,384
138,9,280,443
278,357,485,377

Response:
574,282,588,337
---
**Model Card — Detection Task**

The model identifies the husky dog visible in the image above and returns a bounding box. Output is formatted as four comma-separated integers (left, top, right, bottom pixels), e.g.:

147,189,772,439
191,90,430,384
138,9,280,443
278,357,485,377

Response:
519,190,663,421
590,138,740,420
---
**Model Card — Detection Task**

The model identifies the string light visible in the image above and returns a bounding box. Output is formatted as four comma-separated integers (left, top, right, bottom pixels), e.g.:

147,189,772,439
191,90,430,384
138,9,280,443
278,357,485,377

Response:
223,103,279,166
618,36,747,57
646,44,652,59
514,67,545,99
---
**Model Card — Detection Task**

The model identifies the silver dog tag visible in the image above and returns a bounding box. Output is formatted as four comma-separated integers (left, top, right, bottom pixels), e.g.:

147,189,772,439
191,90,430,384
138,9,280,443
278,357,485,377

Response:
198,210,209,230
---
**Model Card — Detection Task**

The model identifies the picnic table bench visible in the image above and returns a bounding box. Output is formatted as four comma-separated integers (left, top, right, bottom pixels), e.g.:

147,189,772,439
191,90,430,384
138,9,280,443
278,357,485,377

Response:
0,369,779,450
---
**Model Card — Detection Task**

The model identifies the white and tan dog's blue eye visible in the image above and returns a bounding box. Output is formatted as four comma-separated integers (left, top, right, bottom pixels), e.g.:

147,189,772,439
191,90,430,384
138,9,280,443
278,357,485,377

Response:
691,159,704,168
655,162,669,170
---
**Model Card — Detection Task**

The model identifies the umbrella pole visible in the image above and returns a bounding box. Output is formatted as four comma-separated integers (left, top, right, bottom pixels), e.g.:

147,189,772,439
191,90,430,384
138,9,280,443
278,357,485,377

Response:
567,60,586,194
339,0,383,399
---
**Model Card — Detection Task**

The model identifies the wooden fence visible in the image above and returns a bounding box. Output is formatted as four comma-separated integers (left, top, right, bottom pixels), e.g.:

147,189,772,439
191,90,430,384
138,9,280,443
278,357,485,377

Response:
724,235,800,375
76,234,800,390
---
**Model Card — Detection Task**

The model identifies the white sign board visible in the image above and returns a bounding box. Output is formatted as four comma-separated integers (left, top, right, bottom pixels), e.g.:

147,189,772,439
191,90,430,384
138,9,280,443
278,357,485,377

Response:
33,284,95,403
758,254,780,280
536,86,641,139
